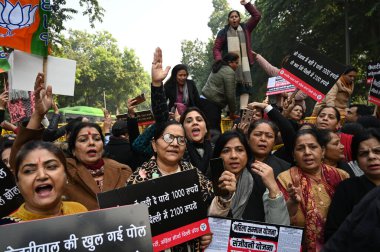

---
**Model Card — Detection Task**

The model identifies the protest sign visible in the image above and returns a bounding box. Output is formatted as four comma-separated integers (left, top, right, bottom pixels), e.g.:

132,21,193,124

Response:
0,204,153,252
8,50,76,96
369,75,380,106
135,110,155,124
97,169,210,251
367,62,380,85
0,162,23,218
206,217,304,252
266,76,296,96
279,43,346,102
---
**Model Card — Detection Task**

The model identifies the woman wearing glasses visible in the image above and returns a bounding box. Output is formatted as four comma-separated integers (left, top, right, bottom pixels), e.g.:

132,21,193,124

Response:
324,128,380,242
127,48,237,251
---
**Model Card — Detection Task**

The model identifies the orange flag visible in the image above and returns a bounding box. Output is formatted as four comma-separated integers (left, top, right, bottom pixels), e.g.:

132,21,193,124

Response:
0,0,50,56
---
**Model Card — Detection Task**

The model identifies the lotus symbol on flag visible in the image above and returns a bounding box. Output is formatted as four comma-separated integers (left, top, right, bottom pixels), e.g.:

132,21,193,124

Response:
0,0,38,37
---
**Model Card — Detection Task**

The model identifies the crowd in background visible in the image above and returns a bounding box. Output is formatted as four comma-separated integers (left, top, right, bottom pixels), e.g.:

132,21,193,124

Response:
0,1,380,252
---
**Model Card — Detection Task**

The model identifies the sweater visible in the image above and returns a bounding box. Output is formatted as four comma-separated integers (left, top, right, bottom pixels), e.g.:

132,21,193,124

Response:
0,202,87,225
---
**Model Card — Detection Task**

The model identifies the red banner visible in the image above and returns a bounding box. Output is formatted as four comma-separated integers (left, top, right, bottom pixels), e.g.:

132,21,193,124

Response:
152,218,210,252
279,68,325,102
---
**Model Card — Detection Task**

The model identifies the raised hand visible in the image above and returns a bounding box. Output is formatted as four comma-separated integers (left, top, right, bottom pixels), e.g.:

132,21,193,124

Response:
0,90,8,109
102,108,112,134
28,73,52,129
151,47,171,87
251,161,280,197
34,72,52,117
218,170,237,197
127,98,137,118
247,101,268,110
287,179,301,204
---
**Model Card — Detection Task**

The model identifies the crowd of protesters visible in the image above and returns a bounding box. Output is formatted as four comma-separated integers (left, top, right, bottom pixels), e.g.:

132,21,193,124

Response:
0,1,380,252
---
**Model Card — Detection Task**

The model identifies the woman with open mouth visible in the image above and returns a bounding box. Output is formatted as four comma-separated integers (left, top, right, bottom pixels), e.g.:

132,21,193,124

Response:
8,73,132,211
276,128,349,252
179,107,214,176
245,119,291,222
1,133,87,224
213,0,261,111
127,47,237,251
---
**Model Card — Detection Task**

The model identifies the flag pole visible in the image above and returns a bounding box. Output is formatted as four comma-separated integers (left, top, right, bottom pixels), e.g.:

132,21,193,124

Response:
43,56,47,88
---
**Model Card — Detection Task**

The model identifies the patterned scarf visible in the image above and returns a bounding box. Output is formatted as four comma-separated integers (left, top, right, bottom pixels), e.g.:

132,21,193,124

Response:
7,90,35,124
279,165,343,252
227,25,252,86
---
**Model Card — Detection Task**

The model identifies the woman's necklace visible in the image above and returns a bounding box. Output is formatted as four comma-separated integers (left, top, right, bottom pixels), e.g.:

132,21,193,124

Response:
158,166,181,176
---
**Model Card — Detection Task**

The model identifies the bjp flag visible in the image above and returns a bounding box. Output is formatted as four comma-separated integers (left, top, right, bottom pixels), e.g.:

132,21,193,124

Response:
0,0,50,56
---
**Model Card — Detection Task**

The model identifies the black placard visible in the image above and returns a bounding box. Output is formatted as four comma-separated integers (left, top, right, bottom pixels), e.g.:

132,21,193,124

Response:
0,162,24,218
369,75,380,106
279,43,346,102
97,169,210,251
367,61,380,85
135,110,154,123
0,204,153,251
116,110,154,124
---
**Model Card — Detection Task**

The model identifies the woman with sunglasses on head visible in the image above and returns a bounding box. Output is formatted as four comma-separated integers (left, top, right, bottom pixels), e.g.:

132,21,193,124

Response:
127,48,237,251
324,128,380,243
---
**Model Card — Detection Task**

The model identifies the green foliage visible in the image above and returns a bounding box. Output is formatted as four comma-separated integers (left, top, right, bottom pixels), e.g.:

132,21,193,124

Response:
252,0,380,102
50,0,104,44
181,0,379,106
208,0,230,36
53,30,150,114
181,39,214,91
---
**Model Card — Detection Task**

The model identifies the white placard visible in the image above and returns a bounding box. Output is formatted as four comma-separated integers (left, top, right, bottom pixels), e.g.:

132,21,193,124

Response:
9,50,76,96
8,50,43,91
46,56,76,96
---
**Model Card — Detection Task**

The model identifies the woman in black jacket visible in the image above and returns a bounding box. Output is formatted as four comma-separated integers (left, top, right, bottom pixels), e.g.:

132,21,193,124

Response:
164,64,201,115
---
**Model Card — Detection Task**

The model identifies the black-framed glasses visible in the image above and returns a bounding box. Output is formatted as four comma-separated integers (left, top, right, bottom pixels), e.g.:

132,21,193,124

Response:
358,146,380,158
162,133,186,146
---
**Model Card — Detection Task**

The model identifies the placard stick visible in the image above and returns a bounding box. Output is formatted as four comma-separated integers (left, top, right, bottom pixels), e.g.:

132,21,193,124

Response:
43,56,47,88
288,89,300,101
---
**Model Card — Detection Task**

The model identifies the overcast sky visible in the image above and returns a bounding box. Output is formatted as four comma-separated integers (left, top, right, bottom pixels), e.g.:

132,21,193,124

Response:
65,0,246,73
